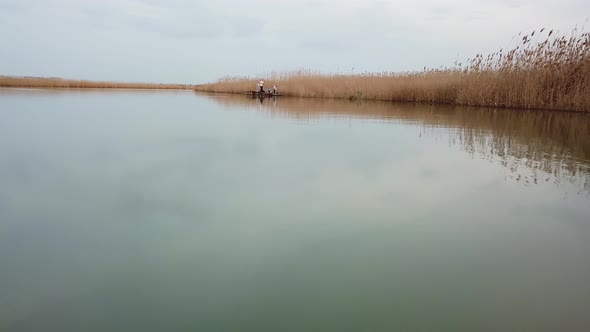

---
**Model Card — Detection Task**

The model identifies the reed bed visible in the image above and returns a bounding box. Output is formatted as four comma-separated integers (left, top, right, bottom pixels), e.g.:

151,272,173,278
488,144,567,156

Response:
0,76,192,90
195,28,590,112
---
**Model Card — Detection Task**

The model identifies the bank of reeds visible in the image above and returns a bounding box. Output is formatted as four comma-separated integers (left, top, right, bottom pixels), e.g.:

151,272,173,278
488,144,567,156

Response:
195,28,590,112
0,76,192,90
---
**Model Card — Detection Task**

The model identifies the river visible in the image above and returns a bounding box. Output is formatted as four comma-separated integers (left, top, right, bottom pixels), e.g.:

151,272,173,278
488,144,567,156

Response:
1,89,589,331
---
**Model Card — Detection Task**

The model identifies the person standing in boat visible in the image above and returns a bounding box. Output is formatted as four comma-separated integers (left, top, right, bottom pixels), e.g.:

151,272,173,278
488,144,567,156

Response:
259,79,264,93
273,85,277,94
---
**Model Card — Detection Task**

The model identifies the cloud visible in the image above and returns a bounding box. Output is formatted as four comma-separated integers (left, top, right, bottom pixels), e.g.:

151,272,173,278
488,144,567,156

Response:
0,0,588,83
0,0,23,11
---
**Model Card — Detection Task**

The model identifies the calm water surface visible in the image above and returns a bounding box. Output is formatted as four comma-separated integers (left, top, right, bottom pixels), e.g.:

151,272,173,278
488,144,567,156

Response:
1,89,589,331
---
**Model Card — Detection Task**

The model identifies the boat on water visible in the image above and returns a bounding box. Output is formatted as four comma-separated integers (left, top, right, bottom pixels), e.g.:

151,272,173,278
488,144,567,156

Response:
246,91,283,97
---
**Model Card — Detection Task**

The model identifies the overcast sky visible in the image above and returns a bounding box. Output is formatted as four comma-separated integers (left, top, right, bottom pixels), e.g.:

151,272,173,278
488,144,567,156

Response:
0,0,588,83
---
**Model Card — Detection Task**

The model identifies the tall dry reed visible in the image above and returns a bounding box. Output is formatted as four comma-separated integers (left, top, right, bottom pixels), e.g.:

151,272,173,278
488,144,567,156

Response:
195,28,590,112
0,76,192,90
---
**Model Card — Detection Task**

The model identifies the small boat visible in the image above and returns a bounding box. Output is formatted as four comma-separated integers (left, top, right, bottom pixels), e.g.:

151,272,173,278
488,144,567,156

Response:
246,91,283,97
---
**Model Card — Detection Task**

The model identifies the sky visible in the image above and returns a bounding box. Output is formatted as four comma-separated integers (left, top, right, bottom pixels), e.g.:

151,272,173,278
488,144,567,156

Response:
0,0,588,84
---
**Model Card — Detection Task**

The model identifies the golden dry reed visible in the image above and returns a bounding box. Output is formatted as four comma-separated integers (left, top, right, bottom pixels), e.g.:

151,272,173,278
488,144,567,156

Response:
195,28,590,112
0,76,192,90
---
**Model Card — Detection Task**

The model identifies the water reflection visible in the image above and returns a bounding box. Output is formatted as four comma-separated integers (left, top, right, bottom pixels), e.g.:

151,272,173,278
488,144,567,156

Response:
2,89,589,331
205,93,590,194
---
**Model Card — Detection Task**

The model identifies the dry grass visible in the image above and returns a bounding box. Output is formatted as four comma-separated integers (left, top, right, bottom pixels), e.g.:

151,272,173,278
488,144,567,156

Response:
0,76,192,90
195,28,590,112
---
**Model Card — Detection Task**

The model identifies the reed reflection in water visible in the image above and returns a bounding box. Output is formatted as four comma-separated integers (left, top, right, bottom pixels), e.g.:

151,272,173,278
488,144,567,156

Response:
208,93,590,195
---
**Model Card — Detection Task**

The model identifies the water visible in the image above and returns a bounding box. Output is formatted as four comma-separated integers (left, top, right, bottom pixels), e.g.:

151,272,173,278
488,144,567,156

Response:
1,89,589,331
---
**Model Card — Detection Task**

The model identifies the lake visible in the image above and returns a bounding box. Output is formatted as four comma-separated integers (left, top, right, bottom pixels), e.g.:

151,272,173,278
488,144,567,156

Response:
1,89,589,331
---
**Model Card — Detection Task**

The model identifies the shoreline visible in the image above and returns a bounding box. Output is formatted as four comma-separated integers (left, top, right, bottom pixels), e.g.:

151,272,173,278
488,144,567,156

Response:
0,86,194,92
193,90,588,114
1,85,584,114
0,76,193,90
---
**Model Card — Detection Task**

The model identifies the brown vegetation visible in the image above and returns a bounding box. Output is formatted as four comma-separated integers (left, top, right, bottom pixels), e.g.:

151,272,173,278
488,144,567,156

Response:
0,76,192,90
195,28,590,112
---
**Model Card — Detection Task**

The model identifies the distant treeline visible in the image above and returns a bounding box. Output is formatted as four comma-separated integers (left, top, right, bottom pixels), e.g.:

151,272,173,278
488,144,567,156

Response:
195,28,590,112
0,76,193,90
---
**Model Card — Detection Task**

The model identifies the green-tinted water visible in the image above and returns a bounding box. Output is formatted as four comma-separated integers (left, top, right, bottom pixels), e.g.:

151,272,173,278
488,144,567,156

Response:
1,89,589,331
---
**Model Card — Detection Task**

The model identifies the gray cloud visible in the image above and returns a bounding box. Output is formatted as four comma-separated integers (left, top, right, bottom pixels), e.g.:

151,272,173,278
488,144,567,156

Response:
0,0,588,83
0,1,22,11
